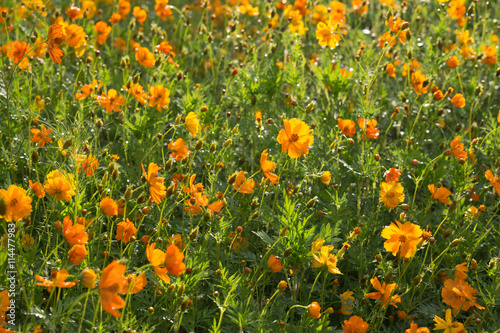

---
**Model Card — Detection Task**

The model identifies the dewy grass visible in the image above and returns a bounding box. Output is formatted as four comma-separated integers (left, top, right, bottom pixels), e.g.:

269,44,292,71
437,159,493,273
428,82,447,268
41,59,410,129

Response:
0,0,499,332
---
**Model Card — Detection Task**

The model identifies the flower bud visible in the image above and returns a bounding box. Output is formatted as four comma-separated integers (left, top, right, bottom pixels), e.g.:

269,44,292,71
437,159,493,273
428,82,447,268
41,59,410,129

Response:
189,227,199,240
471,258,478,270
450,238,460,248
210,142,217,153
195,139,203,150
306,102,314,113
177,285,185,297
278,280,287,292
224,139,232,148
307,198,316,208
124,187,133,201
232,125,239,135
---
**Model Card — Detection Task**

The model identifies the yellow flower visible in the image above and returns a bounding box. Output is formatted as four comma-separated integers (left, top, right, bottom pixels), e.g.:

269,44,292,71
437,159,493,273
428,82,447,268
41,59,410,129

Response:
321,171,331,185
185,112,200,138
381,221,423,258
433,309,465,333
277,118,314,158
44,170,76,202
316,20,341,48
0,185,33,222
379,181,404,209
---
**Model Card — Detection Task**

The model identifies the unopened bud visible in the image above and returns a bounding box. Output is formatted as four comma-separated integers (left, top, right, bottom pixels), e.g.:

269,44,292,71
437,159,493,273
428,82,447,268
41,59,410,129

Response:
307,198,316,208
450,238,460,247
195,139,203,150
224,139,232,148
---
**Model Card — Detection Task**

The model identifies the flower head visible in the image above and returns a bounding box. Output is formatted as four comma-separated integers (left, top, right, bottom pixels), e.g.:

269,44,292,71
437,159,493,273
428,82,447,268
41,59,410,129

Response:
267,254,283,273
142,163,166,204
381,221,423,258
260,149,279,185
168,138,191,161
342,315,369,332
308,301,321,319
433,309,466,333
428,184,452,205
232,171,255,194
185,112,200,138
379,181,405,209
31,125,52,147
450,136,467,160
277,118,314,158
116,219,137,243
35,269,76,292
100,260,127,317
0,185,33,222
366,277,401,308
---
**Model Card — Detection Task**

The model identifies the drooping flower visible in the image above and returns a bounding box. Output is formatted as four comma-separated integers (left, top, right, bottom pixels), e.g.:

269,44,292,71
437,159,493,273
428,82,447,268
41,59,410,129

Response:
29,180,45,198
366,277,401,308
232,171,255,194
321,171,331,185
135,47,155,68
146,243,171,284
47,24,64,64
450,136,467,160
132,6,147,25
379,181,405,209
433,309,466,333
342,316,369,333
450,94,465,108
267,254,283,273
441,277,484,314
428,184,452,205
260,149,279,185
99,260,127,317
68,244,88,265
164,244,186,276
100,197,118,217
81,268,97,288
381,221,423,258
115,219,137,243
31,124,52,147
97,89,126,113
35,269,76,292
0,185,33,222
142,163,166,204
277,118,314,158
185,112,200,138
308,302,321,319
183,174,208,215
148,85,170,111
168,138,191,161
485,170,500,195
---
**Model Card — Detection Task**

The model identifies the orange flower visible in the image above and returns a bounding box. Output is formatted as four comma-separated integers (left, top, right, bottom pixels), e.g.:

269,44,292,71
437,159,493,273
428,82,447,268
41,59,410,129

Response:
142,163,166,204
454,262,468,280
155,0,172,20
308,302,321,319
29,180,45,198
35,269,76,292
0,185,33,222
342,316,369,333
450,93,465,108
485,170,500,195
99,260,127,317
118,0,131,17
47,24,64,64
78,153,98,176
385,168,401,182
277,118,314,158
164,244,186,276
146,243,171,284
75,80,102,100
101,197,118,216
116,219,137,243
185,112,200,138
481,45,497,67
457,29,475,59
311,245,342,274
351,0,368,15
156,41,173,55
260,149,279,185
411,70,428,95
366,277,401,308
148,85,170,111
441,277,484,314
386,63,396,77
321,171,331,185
124,83,148,105
381,220,423,258
135,47,155,68
433,90,444,101
66,6,83,20
183,174,208,215
385,16,408,44
168,138,191,161
81,268,97,288
446,55,460,69
62,215,88,247
450,136,467,160
228,232,248,250
68,244,88,265
121,272,147,294
232,171,255,194
267,254,283,273
379,181,405,209
65,24,86,48
44,170,75,202
428,184,452,205
31,124,52,147
133,6,147,25
315,19,341,48
447,0,466,20
94,21,112,45
167,234,186,251
405,321,430,333
6,41,31,69
109,13,121,24
337,118,356,137
97,89,126,113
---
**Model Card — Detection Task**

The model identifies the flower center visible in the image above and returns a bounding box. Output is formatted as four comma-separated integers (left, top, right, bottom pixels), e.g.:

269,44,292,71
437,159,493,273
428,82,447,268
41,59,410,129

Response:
10,198,18,207
399,235,407,243
387,191,396,198
290,133,299,142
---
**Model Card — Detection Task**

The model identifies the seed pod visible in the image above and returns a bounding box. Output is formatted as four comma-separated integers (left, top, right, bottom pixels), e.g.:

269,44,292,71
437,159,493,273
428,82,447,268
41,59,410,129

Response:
31,151,39,164
195,139,203,150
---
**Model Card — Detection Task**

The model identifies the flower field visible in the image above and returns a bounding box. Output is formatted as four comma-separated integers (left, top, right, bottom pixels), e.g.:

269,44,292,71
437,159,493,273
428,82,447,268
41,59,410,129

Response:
0,0,500,332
